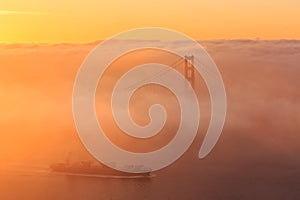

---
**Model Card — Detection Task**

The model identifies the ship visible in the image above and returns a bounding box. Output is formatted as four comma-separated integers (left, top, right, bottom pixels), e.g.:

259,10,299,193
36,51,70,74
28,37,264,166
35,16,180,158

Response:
50,161,151,178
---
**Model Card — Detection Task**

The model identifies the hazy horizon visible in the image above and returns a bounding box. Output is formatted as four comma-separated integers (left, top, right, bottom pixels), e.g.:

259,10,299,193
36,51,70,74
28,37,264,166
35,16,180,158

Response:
1,38,300,45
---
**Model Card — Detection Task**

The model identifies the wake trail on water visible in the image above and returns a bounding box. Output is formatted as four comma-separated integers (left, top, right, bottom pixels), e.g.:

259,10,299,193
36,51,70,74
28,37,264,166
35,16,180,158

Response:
0,162,155,179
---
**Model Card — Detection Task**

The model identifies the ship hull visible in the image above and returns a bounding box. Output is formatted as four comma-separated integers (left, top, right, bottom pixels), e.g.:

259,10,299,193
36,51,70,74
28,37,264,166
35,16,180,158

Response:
50,163,151,177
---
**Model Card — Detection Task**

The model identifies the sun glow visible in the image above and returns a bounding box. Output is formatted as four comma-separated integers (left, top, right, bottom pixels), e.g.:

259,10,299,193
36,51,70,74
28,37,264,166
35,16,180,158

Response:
0,0,299,43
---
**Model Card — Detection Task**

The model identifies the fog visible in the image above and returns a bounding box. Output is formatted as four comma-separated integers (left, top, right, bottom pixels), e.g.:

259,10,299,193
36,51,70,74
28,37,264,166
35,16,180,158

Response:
0,40,299,171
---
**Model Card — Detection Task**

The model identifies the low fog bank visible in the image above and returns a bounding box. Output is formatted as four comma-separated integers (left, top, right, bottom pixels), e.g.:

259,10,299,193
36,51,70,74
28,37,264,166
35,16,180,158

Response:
0,40,299,172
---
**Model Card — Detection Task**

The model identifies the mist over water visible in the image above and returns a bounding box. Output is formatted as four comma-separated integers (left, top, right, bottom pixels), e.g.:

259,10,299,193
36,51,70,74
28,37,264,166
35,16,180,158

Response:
0,40,300,199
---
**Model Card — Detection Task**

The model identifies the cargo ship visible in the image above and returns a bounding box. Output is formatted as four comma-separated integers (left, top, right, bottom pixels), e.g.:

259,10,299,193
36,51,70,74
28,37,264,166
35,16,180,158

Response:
50,161,151,178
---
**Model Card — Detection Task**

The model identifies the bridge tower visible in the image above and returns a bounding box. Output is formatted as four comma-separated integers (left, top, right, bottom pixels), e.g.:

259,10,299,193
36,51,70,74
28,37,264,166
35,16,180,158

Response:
184,55,195,88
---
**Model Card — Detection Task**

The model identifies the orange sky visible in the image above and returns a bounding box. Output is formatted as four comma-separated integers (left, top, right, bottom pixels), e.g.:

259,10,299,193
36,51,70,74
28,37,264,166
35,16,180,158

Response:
0,0,300,43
